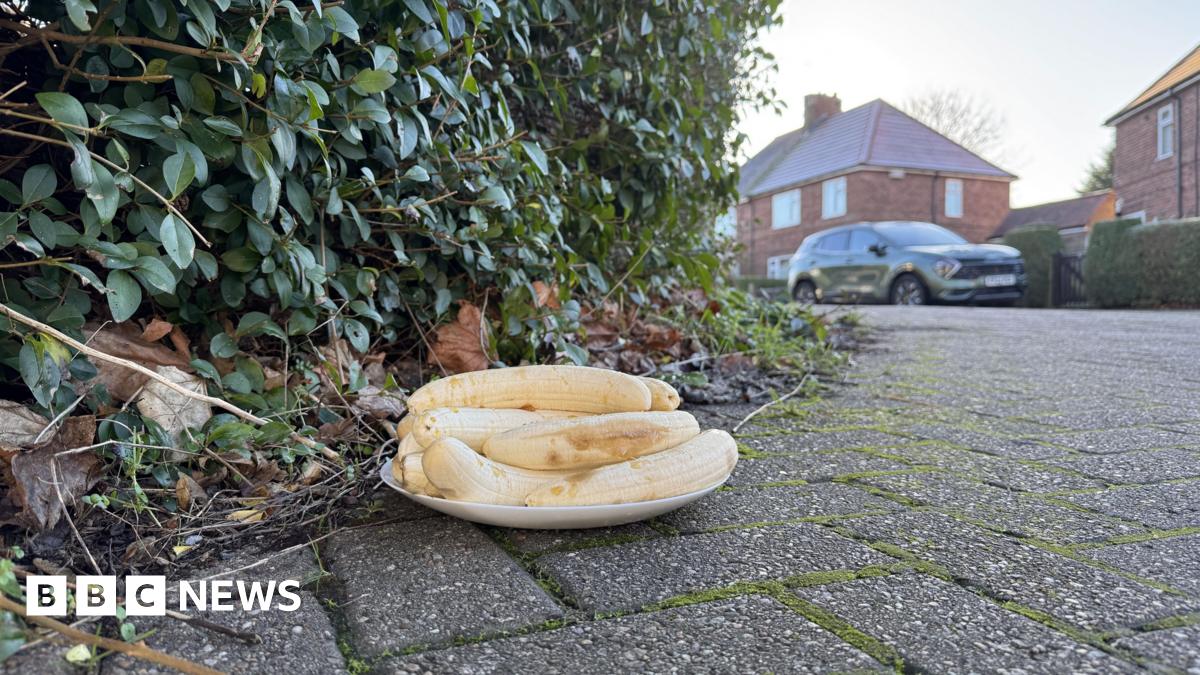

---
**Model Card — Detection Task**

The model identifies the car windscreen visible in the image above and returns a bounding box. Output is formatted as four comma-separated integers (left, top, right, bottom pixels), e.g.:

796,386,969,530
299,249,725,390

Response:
874,223,967,247
815,231,850,252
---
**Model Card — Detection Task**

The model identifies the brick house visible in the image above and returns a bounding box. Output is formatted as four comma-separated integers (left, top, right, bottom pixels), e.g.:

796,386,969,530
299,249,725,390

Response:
737,95,1015,278
989,190,1116,253
1106,43,1200,222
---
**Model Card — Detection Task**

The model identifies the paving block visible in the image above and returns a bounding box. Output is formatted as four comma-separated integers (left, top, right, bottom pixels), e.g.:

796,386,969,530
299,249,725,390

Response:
1062,481,1200,530
1049,449,1200,485
794,573,1134,674
325,517,562,656
728,451,910,486
535,523,890,613
1113,625,1200,672
659,483,898,533
380,595,886,674
1083,534,1200,596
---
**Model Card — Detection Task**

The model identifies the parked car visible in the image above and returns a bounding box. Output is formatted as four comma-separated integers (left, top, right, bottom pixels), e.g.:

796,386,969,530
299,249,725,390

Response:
787,221,1027,305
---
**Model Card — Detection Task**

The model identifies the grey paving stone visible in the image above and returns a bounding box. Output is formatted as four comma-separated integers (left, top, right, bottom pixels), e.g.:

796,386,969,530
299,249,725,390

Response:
326,517,562,656
880,443,1102,492
836,511,1199,631
2,641,80,675
1050,448,1200,484
1114,624,1200,672
659,483,898,533
902,423,1071,459
381,595,886,674
536,523,890,612
1083,534,1200,596
1040,427,1198,454
497,523,661,555
737,428,911,454
1020,406,1194,431
794,573,1134,674
360,485,440,524
727,450,911,486
1063,481,1200,530
105,549,345,675
857,472,1145,543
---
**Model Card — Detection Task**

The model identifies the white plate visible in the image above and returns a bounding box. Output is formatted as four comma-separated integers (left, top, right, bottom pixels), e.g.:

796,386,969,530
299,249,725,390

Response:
379,458,725,529
984,273,1017,287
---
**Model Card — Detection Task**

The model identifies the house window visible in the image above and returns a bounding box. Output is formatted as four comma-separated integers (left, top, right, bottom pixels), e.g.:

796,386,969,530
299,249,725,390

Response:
1157,104,1175,160
945,179,963,218
821,176,847,219
771,189,801,229
766,255,791,280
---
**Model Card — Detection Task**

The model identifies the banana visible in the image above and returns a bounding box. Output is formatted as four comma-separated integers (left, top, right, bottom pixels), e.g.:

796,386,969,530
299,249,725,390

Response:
405,365,652,415
413,407,582,451
421,438,567,505
396,433,423,460
640,376,681,411
399,452,442,497
526,429,737,506
481,411,700,470
394,414,416,440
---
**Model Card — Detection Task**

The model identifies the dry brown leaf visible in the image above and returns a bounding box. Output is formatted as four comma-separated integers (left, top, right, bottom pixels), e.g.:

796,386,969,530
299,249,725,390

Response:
429,302,491,374
532,281,561,309
85,323,191,402
175,474,206,511
140,318,175,343
6,416,100,531
352,385,406,420
136,366,211,458
0,400,49,447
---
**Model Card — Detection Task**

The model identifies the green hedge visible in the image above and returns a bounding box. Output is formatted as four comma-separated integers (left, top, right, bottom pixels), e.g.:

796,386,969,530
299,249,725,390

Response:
1002,225,1062,308
1085,218,1145,307
1085,218,1200,307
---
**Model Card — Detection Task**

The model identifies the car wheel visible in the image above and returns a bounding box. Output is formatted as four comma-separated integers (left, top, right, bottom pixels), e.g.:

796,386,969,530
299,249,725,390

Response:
793,280,818,305
890,274,928,306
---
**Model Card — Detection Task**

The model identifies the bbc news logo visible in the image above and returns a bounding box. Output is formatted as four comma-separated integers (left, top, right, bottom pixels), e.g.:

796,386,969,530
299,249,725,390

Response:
26,576,303,616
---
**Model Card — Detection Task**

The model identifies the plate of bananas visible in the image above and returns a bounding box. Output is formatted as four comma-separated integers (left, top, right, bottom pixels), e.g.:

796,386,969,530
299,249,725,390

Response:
381,365,737,529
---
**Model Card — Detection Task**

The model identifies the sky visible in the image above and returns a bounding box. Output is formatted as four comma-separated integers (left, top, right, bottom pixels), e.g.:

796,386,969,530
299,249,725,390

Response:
737,0,1200,207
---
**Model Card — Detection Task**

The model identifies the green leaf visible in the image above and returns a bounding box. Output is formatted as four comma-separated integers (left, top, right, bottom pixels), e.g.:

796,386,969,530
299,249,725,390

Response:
106,269,141,322
86,161,118,224
163,152,195,198
64,0,97,30
36,92,88,129
210,332,237,358
403,165,430,182
21,165,56,205
479,185,511,210
403,0,434,23
222,247,261,272
159,214,195,268
343,318,369,352
325,6,360,41
134,256,176,293
520,141,549,175
434,287,452,315
351,69,396,95
202,116,242,137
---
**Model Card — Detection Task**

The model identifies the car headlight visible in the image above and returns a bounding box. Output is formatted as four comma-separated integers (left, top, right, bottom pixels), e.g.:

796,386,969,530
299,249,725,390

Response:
932,258,961,279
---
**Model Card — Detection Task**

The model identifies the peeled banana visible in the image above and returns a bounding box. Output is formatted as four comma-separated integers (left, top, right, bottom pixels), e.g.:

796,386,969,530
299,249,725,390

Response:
399,452,442,497
421,438,568,505
526,429,737,506
405,365,652,415
413,407,582,451
481,411,700,470
640,377,681,411
396,432,423,459
394,414,416,440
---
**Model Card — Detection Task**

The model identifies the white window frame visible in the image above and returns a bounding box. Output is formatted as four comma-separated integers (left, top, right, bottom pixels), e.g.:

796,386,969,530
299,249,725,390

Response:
1157,103,1175,160
821,176,847,219
766,255,791,280
944,179,963,218
771,189,801,229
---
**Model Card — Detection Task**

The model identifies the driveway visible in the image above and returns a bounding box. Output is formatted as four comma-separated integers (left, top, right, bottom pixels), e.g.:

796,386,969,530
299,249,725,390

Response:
93,307,1200,674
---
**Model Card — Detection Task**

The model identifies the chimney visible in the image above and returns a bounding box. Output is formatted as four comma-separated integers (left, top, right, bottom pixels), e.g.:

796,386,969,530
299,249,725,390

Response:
804,94,841,128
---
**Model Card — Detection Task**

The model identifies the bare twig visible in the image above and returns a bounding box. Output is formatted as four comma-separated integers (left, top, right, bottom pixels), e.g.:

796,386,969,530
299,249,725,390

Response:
49,458,103,575
732,373,814,434
0,18,241,63
0,595,222,675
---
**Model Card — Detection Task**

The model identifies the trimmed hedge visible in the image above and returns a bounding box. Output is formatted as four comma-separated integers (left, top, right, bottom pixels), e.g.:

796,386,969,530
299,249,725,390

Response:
1002,225,1062,308
1085,218,1144,307
1085,218,1200,307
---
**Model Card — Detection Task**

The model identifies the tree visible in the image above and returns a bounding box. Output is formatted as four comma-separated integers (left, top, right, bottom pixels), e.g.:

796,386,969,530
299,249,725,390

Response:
901,89,1008,165
1079,140,1115,194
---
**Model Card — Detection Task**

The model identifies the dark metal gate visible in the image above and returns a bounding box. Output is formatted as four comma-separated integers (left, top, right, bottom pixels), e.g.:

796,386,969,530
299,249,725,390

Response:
1052,252,1087,307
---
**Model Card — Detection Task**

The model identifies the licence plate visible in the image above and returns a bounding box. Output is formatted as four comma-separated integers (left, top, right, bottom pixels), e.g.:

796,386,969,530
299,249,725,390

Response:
984,274,1016,287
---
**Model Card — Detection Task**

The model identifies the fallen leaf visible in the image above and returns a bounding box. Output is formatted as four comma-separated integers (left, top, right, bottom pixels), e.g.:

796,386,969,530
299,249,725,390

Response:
175,474,206,510
85,323,191,402
140,318,175,343
228,509,264,523
299,461,323,485
64,644,92,664
0,400,49,447
352,385,406,420
136,366,211,457
429,302,491,374
532,280,560,309
5,416,99,531
172,545,193,557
